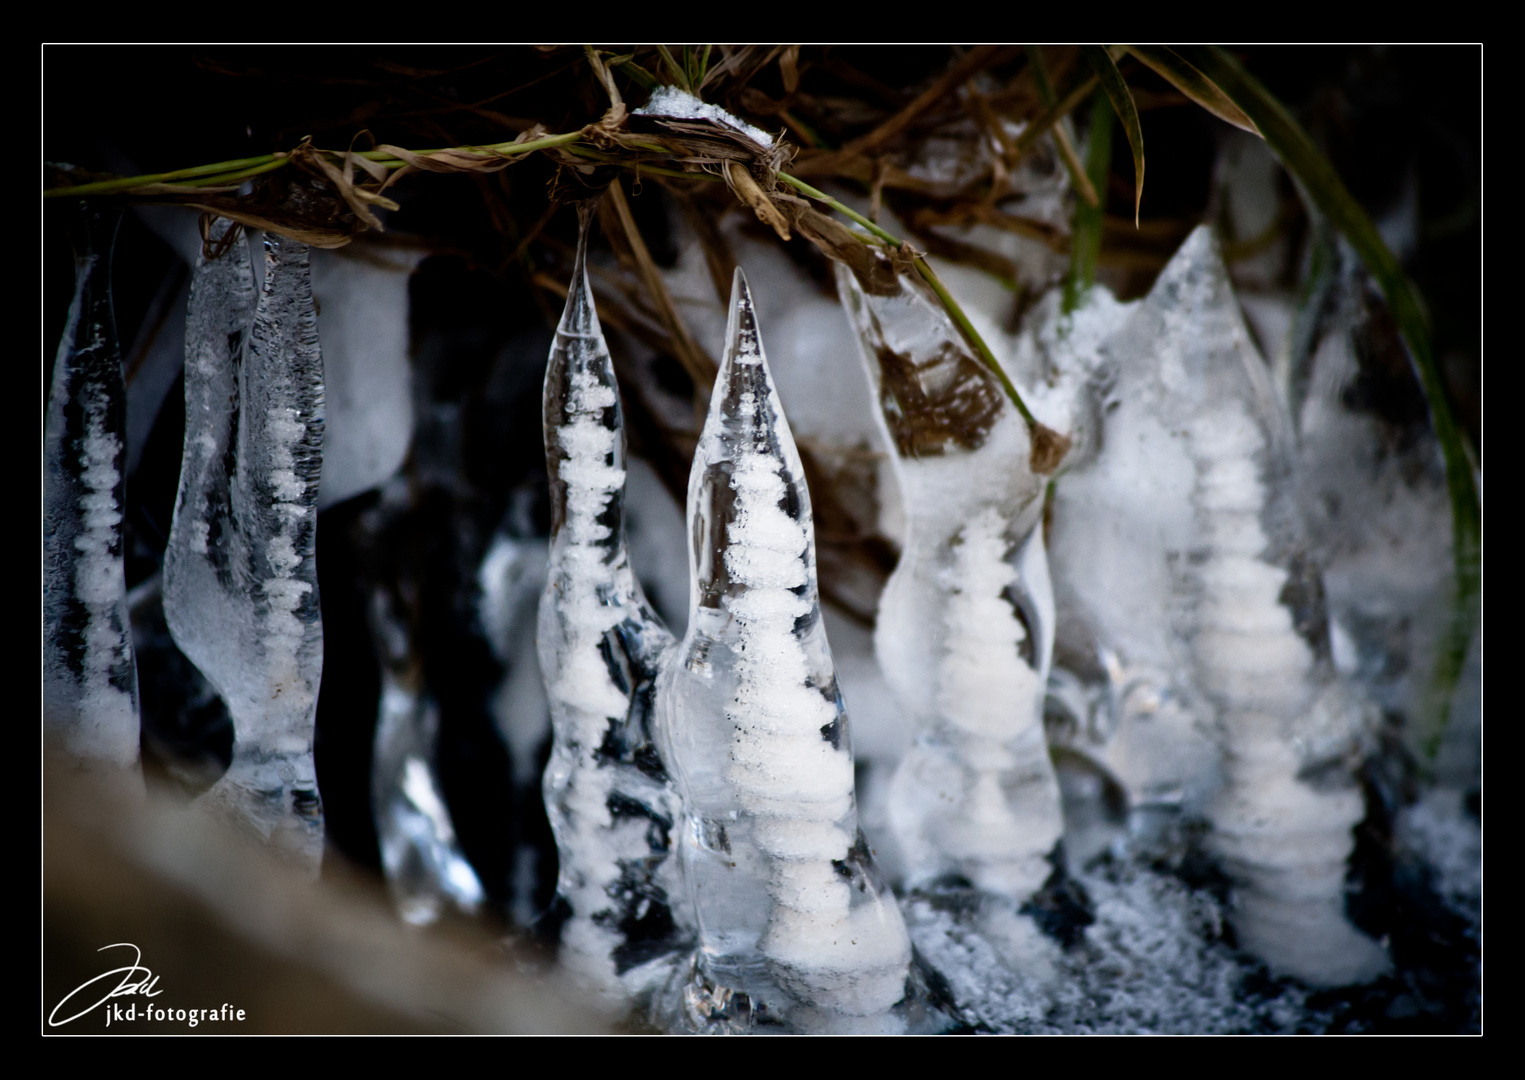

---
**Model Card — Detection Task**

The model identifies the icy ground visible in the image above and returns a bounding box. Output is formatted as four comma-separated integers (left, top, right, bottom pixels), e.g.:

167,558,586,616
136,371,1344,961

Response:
905,796,1480,1034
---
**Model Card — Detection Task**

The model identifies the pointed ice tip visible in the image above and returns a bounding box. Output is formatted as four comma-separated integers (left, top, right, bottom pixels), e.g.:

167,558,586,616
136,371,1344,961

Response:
725,266,764,367
1147,225,1230,311
557,200,602,339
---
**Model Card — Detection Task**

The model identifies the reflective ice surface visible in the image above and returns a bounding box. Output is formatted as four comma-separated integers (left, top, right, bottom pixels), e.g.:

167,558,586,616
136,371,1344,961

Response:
44,203,142,788
1046,228,1388,986
163,217,326,871
660,268,911,1032
836,255,1063,902
539,202,687,1001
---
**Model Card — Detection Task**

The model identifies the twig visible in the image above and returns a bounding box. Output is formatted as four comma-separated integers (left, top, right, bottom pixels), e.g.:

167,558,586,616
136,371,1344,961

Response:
793,46,1009,176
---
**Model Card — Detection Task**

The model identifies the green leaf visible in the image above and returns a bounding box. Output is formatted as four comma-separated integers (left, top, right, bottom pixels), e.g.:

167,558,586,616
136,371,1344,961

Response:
1083,45,1144,227
1124,46,1261,137
1064,91,1112,313
1187,46,1480,750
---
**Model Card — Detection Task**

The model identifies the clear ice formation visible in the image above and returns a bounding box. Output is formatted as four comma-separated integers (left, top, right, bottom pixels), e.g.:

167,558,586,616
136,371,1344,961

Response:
369,579,485,926
659,267,912,1032
1050,227,1388,987
538,202,687,999
44,203,142,785
163,217,326,871
835,257,1064,902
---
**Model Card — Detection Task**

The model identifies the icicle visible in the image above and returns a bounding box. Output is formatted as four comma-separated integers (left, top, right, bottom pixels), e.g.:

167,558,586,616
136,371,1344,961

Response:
369,579,485,926
835,259,1063,902
44,202,142,789
163,216,326,871
538,201,687,1002
660,267,911,1033
1053,227,1388,986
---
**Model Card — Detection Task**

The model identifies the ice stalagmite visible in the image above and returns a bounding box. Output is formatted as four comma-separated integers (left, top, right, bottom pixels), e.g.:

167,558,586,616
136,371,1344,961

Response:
661,268,911,1032
44,203,142,787
1067,227,1386,986
539,201,685,999
163,217,326,871
835,258,1063,902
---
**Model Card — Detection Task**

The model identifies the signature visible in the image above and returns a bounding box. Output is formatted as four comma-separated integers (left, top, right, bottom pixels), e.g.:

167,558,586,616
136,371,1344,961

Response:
48,943,163,1027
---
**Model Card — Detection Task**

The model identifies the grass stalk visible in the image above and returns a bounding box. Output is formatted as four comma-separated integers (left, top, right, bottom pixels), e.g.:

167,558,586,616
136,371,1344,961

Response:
778,172,1036,426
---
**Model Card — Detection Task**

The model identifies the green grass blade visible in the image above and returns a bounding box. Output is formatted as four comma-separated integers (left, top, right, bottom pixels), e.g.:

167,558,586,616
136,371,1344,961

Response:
1083,45,1144,226
1188,46,1480,750
1064,92,1113,313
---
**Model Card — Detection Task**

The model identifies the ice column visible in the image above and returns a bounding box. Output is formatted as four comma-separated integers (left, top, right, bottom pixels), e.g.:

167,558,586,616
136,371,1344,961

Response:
1114,227,1386,986
539,202,685,997
44,203,142,787
836,259,1064,901
661,268,911,1030
369,580,485,926
163,218,326,870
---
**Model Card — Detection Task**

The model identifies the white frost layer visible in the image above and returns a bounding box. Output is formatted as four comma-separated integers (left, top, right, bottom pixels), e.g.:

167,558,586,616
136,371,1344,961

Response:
635,85,775,148
907,859,1318,1033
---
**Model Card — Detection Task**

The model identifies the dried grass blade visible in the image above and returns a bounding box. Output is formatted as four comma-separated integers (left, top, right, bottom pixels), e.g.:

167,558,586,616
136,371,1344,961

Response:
725,161,791,240
797,45,1006,175
1010,71,1099,158
1083,45,1144,226
1124,46,1261,136
1025,47,1100,207
655,45,688,90
605,178,716,390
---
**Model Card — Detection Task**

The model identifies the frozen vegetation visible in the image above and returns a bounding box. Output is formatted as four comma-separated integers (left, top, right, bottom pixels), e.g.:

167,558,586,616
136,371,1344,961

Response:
48,173,1478,1035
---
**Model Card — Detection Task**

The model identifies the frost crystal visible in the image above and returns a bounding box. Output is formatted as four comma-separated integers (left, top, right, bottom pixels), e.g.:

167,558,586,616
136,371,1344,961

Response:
660,268,911,1033
163,217,326,871
538,201,687,1001
44,203,142,787
836,258,1063,902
